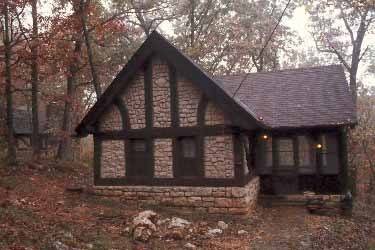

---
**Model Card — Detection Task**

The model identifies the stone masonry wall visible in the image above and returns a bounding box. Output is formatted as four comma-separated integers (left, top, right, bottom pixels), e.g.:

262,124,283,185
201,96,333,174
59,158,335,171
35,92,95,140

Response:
204,135,235,178
154,138,173,178
204,101,226,125
100,140,126,178
152,59,171,127
177,74,202,126
121,72,146,129
98,105,122,131
94,176,260,215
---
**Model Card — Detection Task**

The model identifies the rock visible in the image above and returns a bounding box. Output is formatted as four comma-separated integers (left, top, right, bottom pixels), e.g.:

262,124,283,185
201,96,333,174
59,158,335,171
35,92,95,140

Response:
168,217,191,229
132,210,158,231
85,243,94,249
184,243,197,249
206,228,223,237
238,229,248,235
133,226,153,242
217,221,228,230
62,231,74,239
157,218,170,225
165,229,185,240
53,241,69,250
123,227,131,235
135,210,158,223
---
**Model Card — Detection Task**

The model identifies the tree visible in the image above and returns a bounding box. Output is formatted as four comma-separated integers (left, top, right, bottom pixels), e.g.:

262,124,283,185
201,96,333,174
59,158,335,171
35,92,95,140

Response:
31,0,40,158
173,0,297,75
111,0,178,36
307,0,375,105
349,86,375,203
79,0,102,98
2,0,17,165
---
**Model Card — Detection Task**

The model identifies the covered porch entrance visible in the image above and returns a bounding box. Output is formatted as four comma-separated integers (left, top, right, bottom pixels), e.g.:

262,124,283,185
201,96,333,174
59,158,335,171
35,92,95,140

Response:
253,129,347,195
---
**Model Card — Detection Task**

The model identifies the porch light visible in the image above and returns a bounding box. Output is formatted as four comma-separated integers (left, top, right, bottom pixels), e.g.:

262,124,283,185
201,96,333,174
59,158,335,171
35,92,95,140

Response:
316,143,322,149
262,134,268,140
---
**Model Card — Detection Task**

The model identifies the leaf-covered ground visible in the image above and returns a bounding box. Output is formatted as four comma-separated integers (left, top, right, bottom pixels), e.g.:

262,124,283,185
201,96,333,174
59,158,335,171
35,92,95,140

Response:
0,161,374,250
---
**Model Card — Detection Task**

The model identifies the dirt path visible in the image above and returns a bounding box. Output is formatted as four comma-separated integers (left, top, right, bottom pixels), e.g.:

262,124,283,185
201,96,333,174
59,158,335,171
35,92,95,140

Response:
248,207,313,250
0,162,374,250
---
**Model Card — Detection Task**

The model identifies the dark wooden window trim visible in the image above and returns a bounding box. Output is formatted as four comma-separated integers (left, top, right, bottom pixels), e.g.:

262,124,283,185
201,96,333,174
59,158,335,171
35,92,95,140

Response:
233,133,245,183
175,136,203,177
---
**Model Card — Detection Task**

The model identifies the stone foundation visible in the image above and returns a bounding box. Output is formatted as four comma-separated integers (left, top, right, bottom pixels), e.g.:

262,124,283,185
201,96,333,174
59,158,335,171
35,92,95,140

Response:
94,176,260,215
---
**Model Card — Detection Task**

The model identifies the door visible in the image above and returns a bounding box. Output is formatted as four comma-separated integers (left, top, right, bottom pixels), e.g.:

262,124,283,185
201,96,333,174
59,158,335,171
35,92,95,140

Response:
273,137,298,194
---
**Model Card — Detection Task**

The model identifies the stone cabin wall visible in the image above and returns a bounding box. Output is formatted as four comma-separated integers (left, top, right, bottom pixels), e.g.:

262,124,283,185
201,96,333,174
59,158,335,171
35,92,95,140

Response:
94,56,257,214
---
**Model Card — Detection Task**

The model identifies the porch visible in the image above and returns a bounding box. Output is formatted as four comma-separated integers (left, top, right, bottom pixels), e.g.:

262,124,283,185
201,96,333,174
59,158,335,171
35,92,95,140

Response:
250,127,349,195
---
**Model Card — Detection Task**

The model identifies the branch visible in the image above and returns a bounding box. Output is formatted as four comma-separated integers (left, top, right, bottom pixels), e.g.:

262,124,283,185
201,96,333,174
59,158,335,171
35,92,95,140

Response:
232,0,292,97
340,6,355,44
358,45,369,62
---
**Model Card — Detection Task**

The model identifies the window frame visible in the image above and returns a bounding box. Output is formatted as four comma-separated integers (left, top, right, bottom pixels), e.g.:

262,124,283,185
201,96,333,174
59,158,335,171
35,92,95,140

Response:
126,139,152,177
318,133,340,175
297,135,316,174
176,136,201,178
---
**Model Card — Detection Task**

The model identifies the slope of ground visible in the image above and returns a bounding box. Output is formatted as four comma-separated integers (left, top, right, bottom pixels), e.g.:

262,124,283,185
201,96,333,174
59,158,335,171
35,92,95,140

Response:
0,161,374,250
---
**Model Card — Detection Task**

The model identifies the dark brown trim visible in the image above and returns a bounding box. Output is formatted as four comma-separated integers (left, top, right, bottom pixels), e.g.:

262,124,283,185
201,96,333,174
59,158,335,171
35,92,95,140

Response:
197,95,209,126
93,136,102,185
114,98,130,129
95,125,234,140
169,63,179,128
145,59,153,128
95,176,243,187
233,133,245,183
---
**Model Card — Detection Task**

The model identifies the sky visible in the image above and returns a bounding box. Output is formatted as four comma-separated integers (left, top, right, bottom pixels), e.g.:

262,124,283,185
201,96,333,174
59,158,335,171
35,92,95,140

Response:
36,1,374,87
158,4,374,86
284,6,374,87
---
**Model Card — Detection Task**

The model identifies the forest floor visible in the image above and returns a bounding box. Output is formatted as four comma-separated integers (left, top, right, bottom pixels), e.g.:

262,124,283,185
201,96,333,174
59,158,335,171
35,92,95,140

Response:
0,160,374,250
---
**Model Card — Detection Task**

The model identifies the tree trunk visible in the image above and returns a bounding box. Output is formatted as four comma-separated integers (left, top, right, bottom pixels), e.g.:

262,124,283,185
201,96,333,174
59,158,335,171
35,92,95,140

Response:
57,40,82,160
79,0,102,98
189,0,195,48
31,0,40,158
4,0,17,165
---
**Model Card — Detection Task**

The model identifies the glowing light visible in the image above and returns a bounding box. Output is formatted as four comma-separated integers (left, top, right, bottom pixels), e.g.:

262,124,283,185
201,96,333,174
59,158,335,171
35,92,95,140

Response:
316,143,322,149
262,134,268,140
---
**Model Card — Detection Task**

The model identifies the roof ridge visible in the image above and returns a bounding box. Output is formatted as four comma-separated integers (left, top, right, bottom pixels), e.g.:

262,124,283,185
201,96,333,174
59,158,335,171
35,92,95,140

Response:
215,64,343,78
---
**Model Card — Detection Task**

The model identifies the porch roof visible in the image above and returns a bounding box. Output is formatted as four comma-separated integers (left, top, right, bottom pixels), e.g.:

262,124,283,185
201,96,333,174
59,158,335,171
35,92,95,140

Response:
216,65,357,129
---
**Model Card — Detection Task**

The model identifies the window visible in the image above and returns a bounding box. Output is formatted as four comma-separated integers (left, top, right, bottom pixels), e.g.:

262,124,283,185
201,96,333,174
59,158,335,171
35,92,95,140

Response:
277,138,294,168
298,136,316,174
177,137,200,177
255,135,272,174
133,140,146,152
319,133,339,174
127,139,151,177
181,138,196,158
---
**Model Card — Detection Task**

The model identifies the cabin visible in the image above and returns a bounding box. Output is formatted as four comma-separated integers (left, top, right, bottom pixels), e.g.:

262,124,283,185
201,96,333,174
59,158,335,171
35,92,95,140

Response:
75,31,356,214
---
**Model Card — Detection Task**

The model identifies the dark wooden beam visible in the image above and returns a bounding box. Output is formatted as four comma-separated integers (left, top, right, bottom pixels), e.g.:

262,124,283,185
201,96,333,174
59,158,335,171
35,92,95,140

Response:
94,125,235,140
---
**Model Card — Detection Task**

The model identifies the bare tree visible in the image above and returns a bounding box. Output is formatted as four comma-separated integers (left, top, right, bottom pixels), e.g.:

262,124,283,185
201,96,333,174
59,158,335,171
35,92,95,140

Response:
31,0,40,158
79,0,102,98
308,0,375,105
2,0,17,165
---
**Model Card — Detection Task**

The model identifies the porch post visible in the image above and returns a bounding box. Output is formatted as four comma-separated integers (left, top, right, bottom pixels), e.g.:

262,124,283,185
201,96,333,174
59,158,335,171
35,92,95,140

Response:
339,127,349,193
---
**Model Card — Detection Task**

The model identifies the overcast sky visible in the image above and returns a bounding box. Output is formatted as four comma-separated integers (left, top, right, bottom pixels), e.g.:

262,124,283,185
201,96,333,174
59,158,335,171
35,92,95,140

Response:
37,1,374,87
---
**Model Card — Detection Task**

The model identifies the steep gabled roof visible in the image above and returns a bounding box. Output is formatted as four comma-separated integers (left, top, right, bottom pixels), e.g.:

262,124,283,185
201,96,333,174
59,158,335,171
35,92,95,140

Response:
76,31,264,136
216,65,357,129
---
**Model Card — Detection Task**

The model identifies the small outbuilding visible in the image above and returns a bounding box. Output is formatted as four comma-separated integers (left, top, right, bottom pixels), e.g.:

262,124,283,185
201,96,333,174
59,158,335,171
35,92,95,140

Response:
75,31,356,214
